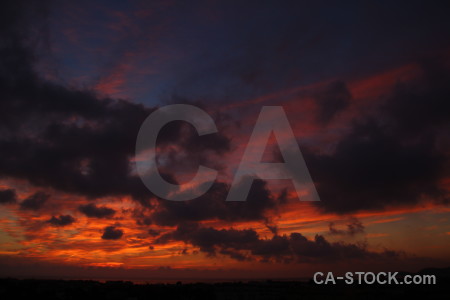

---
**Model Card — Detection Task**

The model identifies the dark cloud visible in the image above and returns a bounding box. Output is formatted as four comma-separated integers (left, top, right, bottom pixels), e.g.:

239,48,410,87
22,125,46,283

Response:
150,179,282,226
314,81,351,124
0,1,151,202
1,0,448,231
305,120,446,213
131,208,154,226
298,59,450,214
383,58,450,135
101,226,123,240
156,223,401,263
153,106,232,181
47,215,76,227
169,0,450,114
0,188,16,204
78,204,116,219
19,192,49,211
148,229,160,237
0,0,231,206
329,218,365,236
134,213,153,226
155,223,259,257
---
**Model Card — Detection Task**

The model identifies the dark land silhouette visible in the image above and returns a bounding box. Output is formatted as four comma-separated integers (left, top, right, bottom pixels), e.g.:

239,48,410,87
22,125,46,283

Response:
0,267,449,300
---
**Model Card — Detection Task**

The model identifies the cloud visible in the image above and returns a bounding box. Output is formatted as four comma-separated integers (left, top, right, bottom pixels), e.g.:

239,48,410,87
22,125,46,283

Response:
0,188,16,204
156,223,401,263
329,218,365,236
150,179,283,226
78,204,116,219
383,58,450,135
19,192,49,211
101,226,124,240
305,119,446,213
314,80,351,123
0,0,231,206
47,215,76,227
147,229,160,237
297,59,450,214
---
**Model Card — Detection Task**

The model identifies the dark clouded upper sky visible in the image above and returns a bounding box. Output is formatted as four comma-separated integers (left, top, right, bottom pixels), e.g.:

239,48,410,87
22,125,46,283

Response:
0,0,449,280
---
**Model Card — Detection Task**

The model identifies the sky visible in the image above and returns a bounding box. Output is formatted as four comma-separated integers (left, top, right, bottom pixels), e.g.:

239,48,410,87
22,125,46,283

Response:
0,0,449,281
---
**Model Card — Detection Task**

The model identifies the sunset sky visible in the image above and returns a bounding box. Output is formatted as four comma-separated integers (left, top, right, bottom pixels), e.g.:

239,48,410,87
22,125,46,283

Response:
0,0,449,281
